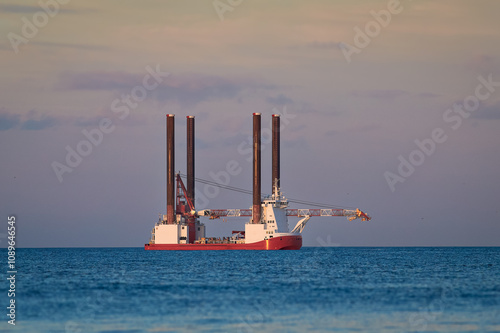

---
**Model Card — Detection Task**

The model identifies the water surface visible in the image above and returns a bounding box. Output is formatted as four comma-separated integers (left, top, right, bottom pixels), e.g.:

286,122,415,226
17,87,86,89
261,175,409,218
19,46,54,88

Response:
2,247,499,332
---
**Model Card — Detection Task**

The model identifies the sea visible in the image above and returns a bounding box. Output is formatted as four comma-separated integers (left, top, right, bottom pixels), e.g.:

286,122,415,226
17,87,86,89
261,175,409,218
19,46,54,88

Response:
1,247,499,332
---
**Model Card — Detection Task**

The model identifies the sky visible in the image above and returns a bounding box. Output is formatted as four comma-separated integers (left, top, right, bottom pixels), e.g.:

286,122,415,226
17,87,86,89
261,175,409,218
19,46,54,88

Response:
1,0,499,247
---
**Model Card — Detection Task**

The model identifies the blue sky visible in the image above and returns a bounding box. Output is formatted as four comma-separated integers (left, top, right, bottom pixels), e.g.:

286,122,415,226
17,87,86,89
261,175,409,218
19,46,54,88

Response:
1,0,499,247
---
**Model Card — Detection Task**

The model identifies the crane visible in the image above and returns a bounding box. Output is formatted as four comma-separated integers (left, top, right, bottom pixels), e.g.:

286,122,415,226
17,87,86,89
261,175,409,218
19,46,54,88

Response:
198,208,370,221
196,179,371,235
198,207,370,234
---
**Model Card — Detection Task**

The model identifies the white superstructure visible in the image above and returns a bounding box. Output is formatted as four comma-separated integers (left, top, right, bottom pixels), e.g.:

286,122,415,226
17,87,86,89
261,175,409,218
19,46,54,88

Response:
244,184,301,243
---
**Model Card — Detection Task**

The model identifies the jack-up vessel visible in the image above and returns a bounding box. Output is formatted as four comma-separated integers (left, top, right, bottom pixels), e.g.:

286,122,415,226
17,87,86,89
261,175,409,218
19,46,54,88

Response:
145,114,370,250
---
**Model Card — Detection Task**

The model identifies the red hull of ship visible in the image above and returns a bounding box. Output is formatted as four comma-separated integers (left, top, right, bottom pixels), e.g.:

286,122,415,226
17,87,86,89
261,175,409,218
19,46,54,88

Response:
144,235,302,250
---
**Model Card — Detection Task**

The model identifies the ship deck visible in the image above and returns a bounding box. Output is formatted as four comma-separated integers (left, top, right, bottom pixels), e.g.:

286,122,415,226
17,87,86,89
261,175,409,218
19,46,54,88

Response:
145,234,302,250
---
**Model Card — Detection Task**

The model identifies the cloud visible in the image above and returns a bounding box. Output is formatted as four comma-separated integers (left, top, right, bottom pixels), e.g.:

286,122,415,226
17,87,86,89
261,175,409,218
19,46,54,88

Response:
195,138,209,150
325,130,337,137
292,103,322,115
31,41,107,51
306,41,340,49
0,4,79,14
73,116,102,127
0,110,60,130
349,89,410,100
291,124,306,132
20,115,58,130
0,4,45,13
417,92,441,98
472,102,500,120
57,71,140,91
58,71,274,107
1,108,146,131
283,137,308,149
155,74,272,107
0,111,20,131
266,94,294,105
465,54,497,74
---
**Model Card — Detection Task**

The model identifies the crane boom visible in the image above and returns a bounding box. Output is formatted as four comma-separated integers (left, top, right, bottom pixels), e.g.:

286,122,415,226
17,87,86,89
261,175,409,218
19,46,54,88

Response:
286,208,370,221
198,209,252,219
198,208,371,222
